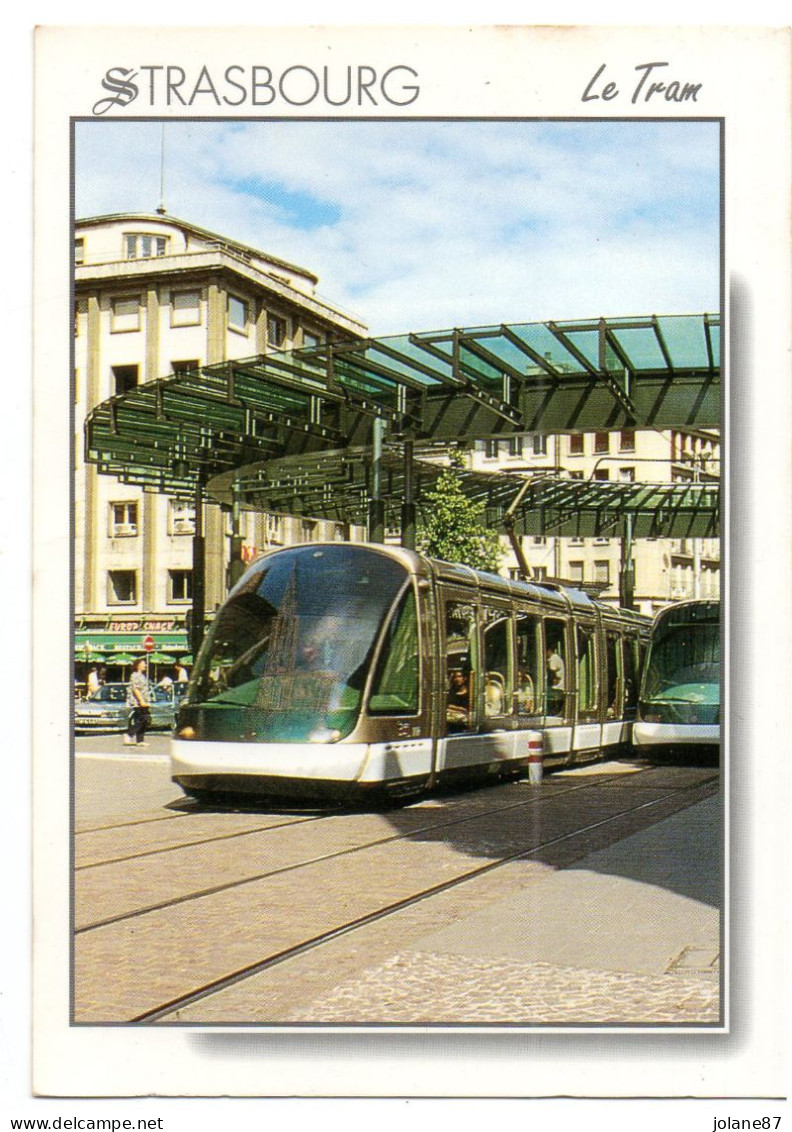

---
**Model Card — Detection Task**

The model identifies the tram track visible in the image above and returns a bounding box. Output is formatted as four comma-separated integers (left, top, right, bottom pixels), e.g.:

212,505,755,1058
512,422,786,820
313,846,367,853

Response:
131,772,717,1023
73,765,718,1022
75,764,667,869
75,772,638,931
75,812,325,871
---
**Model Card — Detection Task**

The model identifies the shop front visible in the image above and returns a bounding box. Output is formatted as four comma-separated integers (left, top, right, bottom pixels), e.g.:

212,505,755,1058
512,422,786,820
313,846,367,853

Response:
75,616,191,697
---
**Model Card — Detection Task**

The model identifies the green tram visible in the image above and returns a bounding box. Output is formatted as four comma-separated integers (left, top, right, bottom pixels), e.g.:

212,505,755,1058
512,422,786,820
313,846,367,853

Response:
171,542,651,802
633,599,721,760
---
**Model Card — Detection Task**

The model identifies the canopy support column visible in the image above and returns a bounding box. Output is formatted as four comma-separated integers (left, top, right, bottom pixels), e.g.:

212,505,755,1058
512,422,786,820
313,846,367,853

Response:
401,439,416,551
227,483,246,592
368,417,385,544
190,481,206,656
619,512,635,610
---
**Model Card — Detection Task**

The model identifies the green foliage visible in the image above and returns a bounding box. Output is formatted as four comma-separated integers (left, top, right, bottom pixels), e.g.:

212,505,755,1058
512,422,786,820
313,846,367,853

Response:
417,455,503,573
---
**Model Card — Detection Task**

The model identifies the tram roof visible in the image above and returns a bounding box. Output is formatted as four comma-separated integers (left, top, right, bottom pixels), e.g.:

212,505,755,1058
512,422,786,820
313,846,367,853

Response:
238,541,649,621
85,313,720,509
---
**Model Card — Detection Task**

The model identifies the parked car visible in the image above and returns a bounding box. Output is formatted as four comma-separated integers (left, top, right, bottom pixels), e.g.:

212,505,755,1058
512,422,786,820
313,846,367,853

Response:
75,681,186,733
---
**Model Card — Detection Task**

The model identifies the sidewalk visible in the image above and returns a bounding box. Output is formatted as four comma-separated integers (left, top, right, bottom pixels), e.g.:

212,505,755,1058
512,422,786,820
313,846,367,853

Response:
294,794,721,1025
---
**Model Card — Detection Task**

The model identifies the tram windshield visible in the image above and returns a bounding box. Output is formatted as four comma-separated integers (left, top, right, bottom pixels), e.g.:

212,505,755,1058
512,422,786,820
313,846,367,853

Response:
188,546,410,741
641,605,720,724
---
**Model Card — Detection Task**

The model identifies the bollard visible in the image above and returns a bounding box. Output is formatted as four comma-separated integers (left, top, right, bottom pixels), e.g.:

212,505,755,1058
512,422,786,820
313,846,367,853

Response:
527,730,544,784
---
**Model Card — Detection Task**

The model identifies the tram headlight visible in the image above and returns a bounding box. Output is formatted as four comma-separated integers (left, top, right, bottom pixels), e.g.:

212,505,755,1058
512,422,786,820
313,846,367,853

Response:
308,725,342,743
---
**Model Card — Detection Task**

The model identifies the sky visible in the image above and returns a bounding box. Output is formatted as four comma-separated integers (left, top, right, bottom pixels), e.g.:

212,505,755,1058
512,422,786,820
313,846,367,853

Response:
74,118,721,337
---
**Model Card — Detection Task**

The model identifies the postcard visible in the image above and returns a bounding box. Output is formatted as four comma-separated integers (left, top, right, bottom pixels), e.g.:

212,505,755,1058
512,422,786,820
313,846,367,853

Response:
30,21,791,1104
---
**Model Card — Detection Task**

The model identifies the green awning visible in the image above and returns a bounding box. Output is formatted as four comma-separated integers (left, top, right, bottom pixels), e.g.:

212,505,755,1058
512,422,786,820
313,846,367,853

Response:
74,631,190,654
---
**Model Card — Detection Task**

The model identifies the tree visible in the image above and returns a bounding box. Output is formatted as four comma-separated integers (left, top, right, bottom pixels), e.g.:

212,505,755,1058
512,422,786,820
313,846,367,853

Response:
417,454,503,572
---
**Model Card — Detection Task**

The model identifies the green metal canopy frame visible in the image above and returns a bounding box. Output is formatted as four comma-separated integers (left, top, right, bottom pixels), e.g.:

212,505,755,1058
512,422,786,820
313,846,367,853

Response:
85,313,721,515
208,448,719,540
84,312,720,639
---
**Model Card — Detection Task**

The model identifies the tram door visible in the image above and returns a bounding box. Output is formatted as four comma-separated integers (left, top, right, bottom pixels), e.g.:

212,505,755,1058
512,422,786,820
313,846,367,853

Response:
437,593,512,773
572,619,602,757
542,616,574,761
602,629,625,749
622,633,641,721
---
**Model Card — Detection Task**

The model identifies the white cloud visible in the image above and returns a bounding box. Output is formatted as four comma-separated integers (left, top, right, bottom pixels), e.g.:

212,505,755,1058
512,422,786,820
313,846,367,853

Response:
75,118,720,335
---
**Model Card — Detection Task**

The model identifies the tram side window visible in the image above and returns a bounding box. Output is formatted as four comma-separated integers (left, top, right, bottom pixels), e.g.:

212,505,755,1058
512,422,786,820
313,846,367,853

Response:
544,618,568,718
482,607,511,719
368,588,419,715
605,631,623,718
576,625,599,722
515,612,542,715
445,601,478,734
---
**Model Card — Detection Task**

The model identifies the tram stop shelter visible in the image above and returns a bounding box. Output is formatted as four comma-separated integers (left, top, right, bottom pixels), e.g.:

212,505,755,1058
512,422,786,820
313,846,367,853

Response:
85,313,720,649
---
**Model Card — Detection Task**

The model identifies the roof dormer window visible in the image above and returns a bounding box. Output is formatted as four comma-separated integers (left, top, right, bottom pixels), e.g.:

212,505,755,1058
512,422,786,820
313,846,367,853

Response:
125,233,168,259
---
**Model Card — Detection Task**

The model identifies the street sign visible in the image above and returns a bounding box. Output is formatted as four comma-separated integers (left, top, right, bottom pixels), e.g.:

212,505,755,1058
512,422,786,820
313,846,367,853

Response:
142,635,155,652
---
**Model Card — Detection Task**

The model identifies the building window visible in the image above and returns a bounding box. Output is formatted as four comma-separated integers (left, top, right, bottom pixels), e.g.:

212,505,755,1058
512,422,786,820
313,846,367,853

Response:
508,436,524,458
171,290,201,327
268,314,288,348
533,536,547,546
569,470,585,480
484,439,499,459
171,359,200,377
109,502,138,537
125,233,168,259
532,434,548,456
568,561,584,584
112,365,139,395
108,570,137,605
569,434,584,455
594,431,610,454
302,330,321,349
533,566,548,581
74,238,85,265
594,536,611,545
169,500,196,535
569,536,585,545
111,296,141,333
594,560,611,585
619,429,636,451
619,467,636,482
593,467,610,481
169,569,193,603
228,294,249,332
264,513,283,542
302,519,317,542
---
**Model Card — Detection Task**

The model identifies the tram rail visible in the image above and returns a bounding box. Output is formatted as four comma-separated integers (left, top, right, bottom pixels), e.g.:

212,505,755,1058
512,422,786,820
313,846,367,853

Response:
73,765,719,1023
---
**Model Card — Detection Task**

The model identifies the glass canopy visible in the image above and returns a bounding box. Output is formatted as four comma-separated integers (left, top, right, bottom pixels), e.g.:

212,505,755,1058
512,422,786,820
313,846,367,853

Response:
84,313,720,536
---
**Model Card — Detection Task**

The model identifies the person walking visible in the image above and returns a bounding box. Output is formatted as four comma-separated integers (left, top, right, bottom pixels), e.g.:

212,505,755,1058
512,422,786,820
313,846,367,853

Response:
125,657,151,747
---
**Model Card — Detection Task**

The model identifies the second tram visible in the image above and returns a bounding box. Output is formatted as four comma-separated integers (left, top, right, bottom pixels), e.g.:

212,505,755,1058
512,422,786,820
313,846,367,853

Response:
172,543,651,802
632,599,721,760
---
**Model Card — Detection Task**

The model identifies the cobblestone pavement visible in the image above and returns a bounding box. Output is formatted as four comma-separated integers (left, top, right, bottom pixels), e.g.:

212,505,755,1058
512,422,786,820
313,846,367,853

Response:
288,794,721,1027
292,949,719,1024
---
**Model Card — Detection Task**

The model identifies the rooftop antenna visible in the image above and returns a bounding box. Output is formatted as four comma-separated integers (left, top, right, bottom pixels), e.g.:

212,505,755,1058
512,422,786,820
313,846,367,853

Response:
156,123,167,215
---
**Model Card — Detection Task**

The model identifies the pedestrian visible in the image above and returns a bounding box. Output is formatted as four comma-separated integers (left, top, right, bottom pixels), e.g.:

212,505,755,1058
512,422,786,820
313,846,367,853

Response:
546,642,566,715
125,657,151,747
86,666,100,696
546,643,565,691
176,664,188,682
